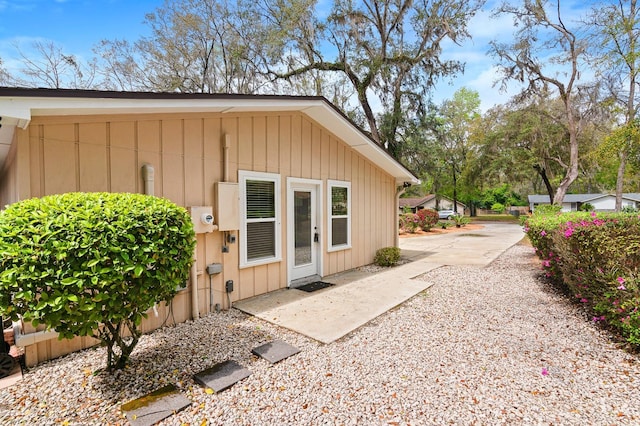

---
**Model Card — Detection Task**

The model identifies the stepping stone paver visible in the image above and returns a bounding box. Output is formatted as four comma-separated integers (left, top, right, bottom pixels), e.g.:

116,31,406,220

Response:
252,340,300,364
193,360,251,393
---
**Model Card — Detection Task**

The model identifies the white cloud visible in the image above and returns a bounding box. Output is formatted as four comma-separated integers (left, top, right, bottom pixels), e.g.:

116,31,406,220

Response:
467,66,524,111
467,7,516,42
433,0,599,111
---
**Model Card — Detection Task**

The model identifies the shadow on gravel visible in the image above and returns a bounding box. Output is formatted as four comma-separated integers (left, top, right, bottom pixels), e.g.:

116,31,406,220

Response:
90,310,271,403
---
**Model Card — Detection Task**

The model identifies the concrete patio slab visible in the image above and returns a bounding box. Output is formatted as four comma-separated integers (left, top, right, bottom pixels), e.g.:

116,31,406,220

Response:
0,362,22,390
235,223,524,344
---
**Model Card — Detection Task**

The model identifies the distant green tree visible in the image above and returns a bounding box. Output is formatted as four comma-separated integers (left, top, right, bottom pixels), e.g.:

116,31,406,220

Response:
587,0,640,211
436,88,481,213
479,184,526,210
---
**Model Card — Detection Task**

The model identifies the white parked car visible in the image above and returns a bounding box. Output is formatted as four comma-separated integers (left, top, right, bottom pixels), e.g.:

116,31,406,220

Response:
438,209,460,220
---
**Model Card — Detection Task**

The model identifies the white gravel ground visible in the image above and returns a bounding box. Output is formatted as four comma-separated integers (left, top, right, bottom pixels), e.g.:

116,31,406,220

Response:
1,243,639,425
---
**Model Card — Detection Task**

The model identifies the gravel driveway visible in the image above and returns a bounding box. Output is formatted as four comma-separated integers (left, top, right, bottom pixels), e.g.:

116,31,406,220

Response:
1,242,639,425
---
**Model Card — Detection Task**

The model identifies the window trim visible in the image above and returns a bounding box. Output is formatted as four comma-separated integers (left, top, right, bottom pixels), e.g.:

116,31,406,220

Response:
239,170,282,268
327,179,351,252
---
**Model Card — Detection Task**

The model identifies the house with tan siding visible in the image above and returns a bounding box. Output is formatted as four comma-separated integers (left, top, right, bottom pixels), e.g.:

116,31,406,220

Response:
0,87,419,365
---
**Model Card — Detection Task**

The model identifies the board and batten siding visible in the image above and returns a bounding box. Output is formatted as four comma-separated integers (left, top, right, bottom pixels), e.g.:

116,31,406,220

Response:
1,110,396,366
0,130,20,207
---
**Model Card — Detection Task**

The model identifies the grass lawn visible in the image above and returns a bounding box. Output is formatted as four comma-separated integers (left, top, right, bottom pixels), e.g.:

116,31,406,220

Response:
471,214,522,223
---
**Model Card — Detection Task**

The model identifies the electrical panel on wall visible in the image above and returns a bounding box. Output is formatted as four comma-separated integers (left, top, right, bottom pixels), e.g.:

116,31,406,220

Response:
214,182,239,231
187,206,216,234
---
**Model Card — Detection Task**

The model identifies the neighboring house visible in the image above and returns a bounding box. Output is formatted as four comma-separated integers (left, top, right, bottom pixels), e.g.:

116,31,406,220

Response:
0,87,419,365
528,193,640,212
399,194,466,214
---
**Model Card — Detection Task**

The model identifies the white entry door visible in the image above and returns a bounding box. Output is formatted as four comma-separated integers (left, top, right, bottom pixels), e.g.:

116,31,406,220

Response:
287,179,322,285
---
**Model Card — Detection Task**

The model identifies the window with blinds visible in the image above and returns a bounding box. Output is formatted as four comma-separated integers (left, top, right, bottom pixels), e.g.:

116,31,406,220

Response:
239,171,281,267
328,180,351,250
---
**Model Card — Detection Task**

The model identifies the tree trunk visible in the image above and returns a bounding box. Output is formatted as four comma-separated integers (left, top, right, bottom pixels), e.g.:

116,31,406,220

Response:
533,164,554,203
553,100,579,206
452,164,458,213
616,0,637,213
101,319,141,371
615,150,627,212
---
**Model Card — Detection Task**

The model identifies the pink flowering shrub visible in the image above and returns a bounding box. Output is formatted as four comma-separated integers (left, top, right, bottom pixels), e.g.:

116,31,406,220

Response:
416,208,439,231
399,213,420,233
524,211,570,281
525,211,640,348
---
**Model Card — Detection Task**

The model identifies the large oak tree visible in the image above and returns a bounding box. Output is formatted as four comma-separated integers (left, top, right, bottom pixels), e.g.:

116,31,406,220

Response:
490,0,586,205
587,0,640,210
271,0,483,157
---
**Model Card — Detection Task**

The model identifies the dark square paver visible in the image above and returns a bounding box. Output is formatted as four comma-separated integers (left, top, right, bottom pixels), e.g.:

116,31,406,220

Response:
193,360,251,393
121,384,190,426
252,340,300,364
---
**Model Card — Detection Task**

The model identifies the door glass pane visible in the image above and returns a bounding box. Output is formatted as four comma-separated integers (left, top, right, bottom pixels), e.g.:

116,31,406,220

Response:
294,191,312,266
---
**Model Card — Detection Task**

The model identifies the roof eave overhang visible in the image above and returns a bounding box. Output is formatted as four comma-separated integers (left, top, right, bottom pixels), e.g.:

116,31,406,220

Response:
0,90,419,185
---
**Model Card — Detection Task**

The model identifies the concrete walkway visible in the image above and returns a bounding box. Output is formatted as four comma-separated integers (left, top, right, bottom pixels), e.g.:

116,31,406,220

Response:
234,222,525,343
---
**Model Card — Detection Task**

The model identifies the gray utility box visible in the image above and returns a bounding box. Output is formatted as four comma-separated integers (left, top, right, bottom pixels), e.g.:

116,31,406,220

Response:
207,263,223,275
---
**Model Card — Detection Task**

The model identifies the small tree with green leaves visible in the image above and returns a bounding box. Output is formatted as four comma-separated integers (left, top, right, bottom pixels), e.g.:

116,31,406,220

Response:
0,192,195,371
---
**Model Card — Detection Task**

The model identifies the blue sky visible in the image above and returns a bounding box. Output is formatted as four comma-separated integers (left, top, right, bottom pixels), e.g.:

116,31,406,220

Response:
0,0,595,111
0,1,156,52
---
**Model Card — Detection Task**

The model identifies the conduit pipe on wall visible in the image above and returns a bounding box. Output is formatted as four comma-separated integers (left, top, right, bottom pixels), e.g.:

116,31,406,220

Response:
223,134,231,182
394,185,407,248
220,134,232,311
191,246,199,320
142,163,163,318
187,131,225,319
141,164,155,196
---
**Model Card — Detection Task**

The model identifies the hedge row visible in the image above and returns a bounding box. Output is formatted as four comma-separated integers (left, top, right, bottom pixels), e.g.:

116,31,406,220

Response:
525,211,640,348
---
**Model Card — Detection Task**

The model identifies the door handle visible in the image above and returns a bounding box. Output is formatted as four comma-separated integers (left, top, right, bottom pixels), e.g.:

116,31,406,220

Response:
314,227,319,243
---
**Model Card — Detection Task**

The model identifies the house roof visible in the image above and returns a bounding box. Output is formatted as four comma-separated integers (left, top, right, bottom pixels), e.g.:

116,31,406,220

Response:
0,87,420,185
398,195,436,208
528,193,640,203
398,194,467,209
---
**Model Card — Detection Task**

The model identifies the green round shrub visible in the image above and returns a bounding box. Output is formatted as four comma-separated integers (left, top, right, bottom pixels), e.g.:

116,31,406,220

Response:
0,192,195,370
533,204,562,215
374,246,401,267
491,202,505,213
578,202,594,212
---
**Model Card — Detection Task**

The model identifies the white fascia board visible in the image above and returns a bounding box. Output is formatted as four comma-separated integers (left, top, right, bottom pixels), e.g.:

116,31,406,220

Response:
1,94,418,185
303,105,419,185
29,97,228,116
0,100,32,128
23,97,323,117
